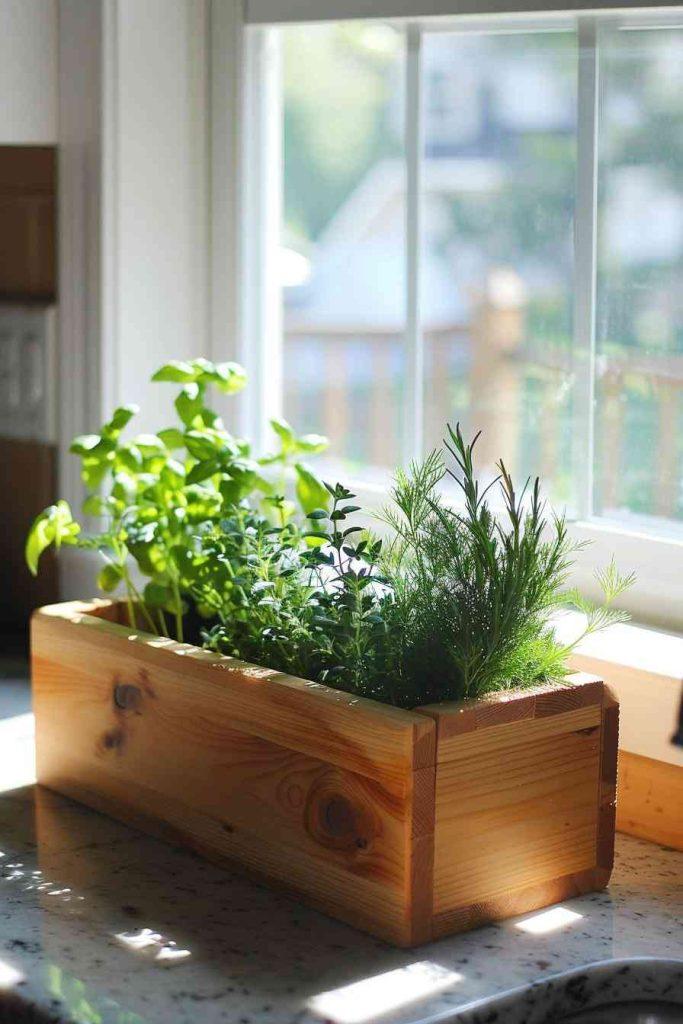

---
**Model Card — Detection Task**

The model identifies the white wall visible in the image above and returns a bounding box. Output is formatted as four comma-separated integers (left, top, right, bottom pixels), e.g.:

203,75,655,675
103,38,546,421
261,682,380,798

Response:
112,0,209,432
0,0,57,143
58,0,212,599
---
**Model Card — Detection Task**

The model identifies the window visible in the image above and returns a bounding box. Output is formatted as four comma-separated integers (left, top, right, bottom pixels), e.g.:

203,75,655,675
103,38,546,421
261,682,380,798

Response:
239,9,683,624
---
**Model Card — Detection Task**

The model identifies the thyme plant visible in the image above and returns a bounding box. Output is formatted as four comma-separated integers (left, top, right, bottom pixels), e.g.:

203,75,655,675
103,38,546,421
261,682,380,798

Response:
198,484,397,702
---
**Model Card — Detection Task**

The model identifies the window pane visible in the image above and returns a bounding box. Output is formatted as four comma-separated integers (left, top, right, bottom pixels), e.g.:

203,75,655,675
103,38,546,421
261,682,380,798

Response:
594,25,683,532
280,23,405,480
422,30,578,510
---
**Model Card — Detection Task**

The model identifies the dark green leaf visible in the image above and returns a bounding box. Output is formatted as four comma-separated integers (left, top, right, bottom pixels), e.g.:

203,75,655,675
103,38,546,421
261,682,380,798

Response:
97,562,123,593
186,458,220,485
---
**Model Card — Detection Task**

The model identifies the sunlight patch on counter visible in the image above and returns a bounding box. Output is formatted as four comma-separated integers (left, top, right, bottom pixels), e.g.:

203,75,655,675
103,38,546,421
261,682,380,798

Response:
114,928,191,965
515,906,583,935
0,713,36,792
307,961,463,1024
0,958,24,987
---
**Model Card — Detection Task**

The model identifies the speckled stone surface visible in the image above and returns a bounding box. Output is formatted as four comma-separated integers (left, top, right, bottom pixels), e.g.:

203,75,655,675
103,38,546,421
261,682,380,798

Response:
0,781,681,1024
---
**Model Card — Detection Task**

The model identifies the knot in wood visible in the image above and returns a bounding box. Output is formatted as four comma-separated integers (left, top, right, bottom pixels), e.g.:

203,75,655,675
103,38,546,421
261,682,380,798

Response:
113,682,142,712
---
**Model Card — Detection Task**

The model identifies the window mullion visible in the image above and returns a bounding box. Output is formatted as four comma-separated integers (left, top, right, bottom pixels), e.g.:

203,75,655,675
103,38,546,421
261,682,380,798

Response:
404,22,424,464
241,27,283,452
573,16,600,521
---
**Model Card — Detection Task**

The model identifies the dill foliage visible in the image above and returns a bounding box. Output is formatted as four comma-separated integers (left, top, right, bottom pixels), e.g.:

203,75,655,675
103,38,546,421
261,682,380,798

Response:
380,425,633,705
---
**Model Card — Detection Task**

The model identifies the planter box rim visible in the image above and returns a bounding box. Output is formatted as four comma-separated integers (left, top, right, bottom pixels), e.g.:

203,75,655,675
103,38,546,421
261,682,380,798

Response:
34,597,601,722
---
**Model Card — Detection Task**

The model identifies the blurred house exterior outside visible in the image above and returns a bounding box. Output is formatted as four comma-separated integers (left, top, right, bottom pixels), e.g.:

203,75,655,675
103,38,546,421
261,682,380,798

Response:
281,28,683,523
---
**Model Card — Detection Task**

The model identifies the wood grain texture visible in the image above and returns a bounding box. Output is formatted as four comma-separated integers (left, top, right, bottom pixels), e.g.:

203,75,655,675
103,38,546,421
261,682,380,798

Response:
616,751,683,850
32,600,434,945
419,673,604,751
33,601,434,782
419,675,609,929
31,601,616,945
431,866,610,938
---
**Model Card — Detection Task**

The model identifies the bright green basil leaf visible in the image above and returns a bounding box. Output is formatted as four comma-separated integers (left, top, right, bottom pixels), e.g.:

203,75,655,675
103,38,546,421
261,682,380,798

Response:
175,384,203,427
211,361,248,394
80,459,111,489
25,501,80,576
256,452,280,467
25,516,51,576
269,417,296,454
157,427,185,450
296,433,329,455
104,404,138,435
115,444,143,473
303,531,328,548
190,357,214,374
185,429,222,461
97,563,123,593
278,499,296,524
70,434,101,456
162,459,186,484
134,434,167,457
294,462,330,515
111,471,138,502
152,360,197,383
219,463,258,505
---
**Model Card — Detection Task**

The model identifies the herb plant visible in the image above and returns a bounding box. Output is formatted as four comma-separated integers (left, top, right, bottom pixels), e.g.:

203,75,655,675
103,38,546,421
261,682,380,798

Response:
379,425,634,704
197,484,397,702
26,358,633,709
26,358,331,642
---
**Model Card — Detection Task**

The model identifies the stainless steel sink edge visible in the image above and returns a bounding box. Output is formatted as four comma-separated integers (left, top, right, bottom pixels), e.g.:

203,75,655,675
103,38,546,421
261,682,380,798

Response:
416,957,683,1024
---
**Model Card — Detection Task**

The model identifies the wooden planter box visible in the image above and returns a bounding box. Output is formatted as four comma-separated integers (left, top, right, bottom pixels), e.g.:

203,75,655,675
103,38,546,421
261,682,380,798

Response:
31,599,619,947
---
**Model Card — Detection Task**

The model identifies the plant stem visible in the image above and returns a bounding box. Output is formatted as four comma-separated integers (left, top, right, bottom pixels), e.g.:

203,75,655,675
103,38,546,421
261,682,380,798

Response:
171,578,184,643
124,588,136,630
122,569,159,635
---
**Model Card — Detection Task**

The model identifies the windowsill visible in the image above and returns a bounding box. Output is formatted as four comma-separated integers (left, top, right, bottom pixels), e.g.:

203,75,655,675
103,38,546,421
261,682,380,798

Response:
557,612,683,770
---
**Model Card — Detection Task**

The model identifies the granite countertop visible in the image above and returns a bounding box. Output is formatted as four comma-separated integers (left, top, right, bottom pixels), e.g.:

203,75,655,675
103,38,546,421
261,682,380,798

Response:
0,778,680,1024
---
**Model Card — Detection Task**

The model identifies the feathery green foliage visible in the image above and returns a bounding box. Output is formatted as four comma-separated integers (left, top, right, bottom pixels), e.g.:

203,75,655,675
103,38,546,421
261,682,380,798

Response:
379,425,634,704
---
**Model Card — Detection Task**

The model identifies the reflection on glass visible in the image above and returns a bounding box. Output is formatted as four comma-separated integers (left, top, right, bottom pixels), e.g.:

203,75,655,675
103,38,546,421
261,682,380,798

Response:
422,30,578,509
594,26,683,530
281,22,406,476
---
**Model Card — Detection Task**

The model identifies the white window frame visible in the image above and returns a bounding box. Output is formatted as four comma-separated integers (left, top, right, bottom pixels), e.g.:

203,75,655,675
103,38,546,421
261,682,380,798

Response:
219,4,683,633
